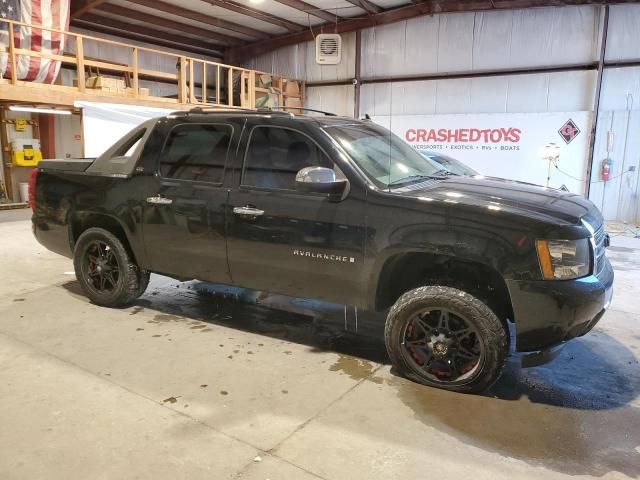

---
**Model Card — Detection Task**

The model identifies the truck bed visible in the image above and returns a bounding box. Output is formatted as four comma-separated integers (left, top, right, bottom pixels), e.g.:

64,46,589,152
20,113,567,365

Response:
38,159,96,173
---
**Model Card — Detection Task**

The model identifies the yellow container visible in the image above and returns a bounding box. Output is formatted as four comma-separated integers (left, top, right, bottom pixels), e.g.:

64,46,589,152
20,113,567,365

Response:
11,139,42,167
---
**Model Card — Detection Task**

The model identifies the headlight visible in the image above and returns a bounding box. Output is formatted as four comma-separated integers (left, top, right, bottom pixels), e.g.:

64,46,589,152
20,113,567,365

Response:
536,239,591,280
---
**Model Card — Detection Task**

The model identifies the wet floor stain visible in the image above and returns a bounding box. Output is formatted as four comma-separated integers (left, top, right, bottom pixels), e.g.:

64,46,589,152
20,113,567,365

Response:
13,298,25,302
220,390,228,395
608,246,638,253
329,354,384,384
150,314,182,323
162,396,179,404
391,333,640,477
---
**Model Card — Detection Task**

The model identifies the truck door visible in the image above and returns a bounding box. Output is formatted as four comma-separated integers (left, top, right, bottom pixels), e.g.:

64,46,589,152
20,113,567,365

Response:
226,123,366,305
142,121,235,283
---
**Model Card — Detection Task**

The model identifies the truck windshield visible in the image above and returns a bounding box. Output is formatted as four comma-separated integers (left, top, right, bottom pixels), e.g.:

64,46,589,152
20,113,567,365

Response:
325,123,450,189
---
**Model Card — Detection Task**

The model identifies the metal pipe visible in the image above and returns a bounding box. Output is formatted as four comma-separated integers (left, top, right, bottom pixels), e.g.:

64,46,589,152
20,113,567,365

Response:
354,29,362,119
586,4,610,198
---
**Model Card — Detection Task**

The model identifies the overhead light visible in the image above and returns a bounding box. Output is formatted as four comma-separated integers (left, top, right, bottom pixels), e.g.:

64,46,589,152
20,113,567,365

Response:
9,106,72,115
249,0,264,3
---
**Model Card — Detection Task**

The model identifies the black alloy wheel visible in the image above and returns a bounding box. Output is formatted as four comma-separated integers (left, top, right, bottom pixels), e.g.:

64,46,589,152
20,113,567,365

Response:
73,227,149,308
385,286,508,394
401,308,482,384
83,240,120,293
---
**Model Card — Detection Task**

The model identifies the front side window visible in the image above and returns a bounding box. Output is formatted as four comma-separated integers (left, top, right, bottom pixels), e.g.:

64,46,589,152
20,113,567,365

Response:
242,126,332,190
159,123,232,183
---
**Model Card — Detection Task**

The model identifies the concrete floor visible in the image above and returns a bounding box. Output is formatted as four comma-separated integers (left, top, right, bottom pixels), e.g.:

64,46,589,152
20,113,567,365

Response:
1,209,639,480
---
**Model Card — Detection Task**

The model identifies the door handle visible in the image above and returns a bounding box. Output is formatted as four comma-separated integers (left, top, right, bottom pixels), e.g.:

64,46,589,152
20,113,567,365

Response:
233,206,264,218
146,195,173,205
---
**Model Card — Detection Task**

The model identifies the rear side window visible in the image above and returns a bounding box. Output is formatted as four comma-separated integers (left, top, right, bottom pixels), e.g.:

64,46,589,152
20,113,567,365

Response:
242,126,332,190
159,123,232,183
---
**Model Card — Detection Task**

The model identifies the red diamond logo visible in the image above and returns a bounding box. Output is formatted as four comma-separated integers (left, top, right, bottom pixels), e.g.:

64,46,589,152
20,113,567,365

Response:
558,119,580,144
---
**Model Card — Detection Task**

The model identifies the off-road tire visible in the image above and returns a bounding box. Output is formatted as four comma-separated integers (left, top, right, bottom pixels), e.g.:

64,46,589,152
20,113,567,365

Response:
384,286,508,394
73,227,147,308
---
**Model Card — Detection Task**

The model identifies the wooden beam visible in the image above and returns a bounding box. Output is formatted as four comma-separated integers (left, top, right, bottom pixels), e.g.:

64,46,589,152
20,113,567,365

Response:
73,16,225,57
125,0,270,39
0,107,13,201
273,0,340,23
203,0,304,33
345,0,382,14
228,0,636,62
71,0,109,19
95,4,245,47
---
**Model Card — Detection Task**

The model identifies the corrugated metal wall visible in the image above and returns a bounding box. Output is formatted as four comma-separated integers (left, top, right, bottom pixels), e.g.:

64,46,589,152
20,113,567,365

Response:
244,4,640,222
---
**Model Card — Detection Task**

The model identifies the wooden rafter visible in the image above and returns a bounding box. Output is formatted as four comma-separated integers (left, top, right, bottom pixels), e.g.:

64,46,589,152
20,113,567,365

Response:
203,0,304,33
273,0,341,23
95,4,245,47
228,0,639,62
345,0,382,14
124,0,270,39
73,15,225,57
70,0,109,19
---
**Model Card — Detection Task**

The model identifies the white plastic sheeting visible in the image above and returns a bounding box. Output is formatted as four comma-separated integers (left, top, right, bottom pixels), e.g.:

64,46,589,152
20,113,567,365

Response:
361,7,602,78
75,101,173,158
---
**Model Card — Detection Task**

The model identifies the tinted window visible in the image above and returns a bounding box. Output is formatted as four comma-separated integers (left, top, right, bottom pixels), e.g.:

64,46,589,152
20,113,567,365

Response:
159,124,232,183
243,126,331,190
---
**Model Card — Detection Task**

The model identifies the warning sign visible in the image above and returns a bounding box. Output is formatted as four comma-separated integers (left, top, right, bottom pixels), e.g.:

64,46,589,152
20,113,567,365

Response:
558,119,581,144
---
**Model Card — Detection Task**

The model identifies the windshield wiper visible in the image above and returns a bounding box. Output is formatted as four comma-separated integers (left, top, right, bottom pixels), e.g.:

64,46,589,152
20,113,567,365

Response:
432,169,460,177
388,174,434,187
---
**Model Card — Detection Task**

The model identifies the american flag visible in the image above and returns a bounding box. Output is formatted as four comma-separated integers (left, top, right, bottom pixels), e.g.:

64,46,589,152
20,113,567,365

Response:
0,0,70,83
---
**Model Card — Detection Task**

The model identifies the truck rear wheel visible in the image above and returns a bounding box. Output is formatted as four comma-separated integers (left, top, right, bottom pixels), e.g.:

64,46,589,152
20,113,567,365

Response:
73,227,149,308
384,286,508,394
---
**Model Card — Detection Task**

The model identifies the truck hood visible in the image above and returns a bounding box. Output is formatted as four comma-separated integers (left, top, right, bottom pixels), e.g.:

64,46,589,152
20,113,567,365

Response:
397,175,603,227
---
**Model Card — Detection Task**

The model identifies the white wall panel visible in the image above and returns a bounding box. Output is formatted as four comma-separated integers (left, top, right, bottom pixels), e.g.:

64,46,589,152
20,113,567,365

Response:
437,14,475,73
599,67,640,112
589,67,640,222
606,5,640,61
505,74,550,112
362,6,601,78
472,11,514,71
305,85,354,117
547,70,597,111
360,71,596,116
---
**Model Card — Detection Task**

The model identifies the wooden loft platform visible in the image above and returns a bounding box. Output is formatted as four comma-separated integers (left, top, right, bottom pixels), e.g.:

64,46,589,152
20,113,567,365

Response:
0,19,304,111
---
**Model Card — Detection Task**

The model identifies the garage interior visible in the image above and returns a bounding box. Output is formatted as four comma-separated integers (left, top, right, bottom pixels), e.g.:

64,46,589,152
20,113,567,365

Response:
1,1,640,479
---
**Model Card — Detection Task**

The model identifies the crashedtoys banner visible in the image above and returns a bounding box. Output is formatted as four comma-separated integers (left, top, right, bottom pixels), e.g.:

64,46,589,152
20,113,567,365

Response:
373,112,592,195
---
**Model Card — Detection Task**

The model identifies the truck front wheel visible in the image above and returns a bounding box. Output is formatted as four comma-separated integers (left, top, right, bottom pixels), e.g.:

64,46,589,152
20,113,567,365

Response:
73,227,150,308
384,286,508,394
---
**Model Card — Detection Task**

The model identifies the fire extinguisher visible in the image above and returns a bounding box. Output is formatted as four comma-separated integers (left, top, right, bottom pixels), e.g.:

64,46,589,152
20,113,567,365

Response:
601,158,612,182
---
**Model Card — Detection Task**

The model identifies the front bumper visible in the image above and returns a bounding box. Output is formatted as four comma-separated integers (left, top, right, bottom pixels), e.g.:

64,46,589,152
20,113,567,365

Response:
506,256,614,354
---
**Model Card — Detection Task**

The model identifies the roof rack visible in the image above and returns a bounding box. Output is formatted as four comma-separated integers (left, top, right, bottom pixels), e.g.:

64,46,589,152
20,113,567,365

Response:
170,107,294,117
260,106,337,116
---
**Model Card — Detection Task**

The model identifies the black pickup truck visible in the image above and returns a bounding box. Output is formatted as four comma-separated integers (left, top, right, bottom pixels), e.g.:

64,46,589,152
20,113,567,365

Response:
30,109,614,393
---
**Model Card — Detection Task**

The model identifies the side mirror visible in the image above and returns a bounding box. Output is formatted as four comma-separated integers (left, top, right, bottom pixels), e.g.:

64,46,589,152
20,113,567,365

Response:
295,166,349,199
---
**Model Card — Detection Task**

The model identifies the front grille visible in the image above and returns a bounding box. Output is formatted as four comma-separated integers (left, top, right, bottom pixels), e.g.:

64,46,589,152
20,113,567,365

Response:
593,225,607,275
